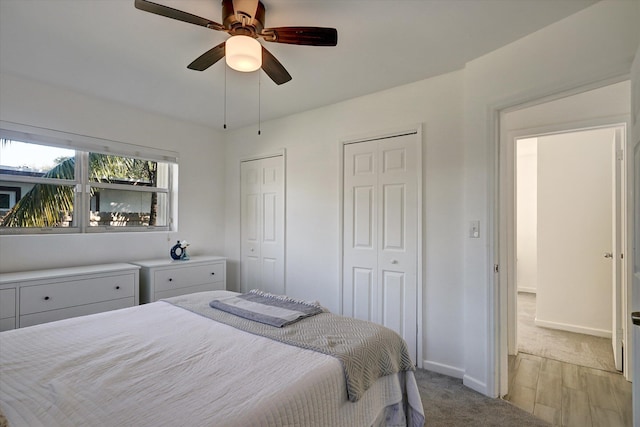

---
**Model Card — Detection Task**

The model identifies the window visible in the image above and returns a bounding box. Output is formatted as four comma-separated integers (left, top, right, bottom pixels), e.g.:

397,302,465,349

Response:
87,153,171,228
0,141,78,229
0,125,177,234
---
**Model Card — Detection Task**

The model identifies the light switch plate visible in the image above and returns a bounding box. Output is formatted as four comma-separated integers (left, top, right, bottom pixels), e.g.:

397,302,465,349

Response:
470,220,480,238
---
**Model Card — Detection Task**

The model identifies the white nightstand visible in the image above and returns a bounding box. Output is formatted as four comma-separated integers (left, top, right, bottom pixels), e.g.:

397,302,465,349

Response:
132,256,226,304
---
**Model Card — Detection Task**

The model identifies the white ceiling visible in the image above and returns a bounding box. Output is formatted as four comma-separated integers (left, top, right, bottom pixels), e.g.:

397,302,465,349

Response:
0,0,598,131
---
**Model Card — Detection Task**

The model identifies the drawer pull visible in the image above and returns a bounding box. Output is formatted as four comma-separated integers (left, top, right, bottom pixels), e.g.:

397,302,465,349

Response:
44,296,50,301
168,278,173,282
115,285,121,290
210,272,215,276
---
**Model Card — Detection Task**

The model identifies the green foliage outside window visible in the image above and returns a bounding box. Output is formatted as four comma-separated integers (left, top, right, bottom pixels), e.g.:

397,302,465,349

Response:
1,139,168,230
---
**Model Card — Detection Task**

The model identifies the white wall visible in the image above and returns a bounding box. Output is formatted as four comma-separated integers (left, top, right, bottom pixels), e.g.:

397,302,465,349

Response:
0,73,226,272
463,0,639,396
516,138,538,294
504,81,631,131
536,129,614,336
223,70,466,377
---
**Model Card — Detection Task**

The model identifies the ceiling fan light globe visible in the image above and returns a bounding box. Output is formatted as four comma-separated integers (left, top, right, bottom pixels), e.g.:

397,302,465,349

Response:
226,35,262,72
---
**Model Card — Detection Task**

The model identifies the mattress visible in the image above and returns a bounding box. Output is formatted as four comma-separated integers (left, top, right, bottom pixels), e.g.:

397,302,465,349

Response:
0,290,424,427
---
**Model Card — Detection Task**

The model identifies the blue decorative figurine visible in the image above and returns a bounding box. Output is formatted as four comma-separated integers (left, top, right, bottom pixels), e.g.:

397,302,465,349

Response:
170,240,190,260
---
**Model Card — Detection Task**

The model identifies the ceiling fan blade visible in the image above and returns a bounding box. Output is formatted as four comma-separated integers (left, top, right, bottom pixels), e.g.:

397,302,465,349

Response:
134,0,224,31
261,46,292,85
260,27,338,46
187,42,226,71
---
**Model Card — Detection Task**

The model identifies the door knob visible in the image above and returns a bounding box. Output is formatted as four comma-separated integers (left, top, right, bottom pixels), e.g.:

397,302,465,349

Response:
603,252,613,259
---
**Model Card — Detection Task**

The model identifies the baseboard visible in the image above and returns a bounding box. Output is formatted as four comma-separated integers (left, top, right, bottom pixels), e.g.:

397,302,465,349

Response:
462,374,489,396
422,360,464,379
534,317,611,338
424,365,491,397
517,287,536,294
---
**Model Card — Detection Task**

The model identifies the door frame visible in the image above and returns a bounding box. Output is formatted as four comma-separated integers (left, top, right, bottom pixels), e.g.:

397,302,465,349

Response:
239,149,287,294
482,75,632,397
338,123,424,368
503,120,628,379
497,107,632,396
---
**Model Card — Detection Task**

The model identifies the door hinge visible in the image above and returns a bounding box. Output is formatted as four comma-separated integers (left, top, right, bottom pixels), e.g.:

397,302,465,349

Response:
494,264,499,273
616,149,624,161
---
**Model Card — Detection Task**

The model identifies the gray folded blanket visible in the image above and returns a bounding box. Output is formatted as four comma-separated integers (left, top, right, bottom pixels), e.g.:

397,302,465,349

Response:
209,290,324,327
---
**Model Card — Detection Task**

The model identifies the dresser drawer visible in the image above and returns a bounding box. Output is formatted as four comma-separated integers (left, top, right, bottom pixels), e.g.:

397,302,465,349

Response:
20,297,134,328
20,273,135,315
0,288,16,319
155,282,225,301
154,263,224,293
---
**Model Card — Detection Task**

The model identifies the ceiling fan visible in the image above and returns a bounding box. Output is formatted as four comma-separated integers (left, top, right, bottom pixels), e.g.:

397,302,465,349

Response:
134,0,338,85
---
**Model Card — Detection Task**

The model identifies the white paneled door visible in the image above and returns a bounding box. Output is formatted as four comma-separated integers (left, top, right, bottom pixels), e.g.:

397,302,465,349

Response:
240,155,285,295
343,132,419,363
611,127,624,372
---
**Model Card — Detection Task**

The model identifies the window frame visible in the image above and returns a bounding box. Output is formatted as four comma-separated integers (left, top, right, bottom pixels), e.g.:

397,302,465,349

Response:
0,122,178,235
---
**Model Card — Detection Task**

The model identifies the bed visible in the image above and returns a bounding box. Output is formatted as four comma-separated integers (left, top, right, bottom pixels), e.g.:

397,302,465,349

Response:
0,290,424,427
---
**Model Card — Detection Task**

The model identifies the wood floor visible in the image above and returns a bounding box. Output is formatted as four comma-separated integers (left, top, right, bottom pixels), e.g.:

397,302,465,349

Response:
506,352,632,426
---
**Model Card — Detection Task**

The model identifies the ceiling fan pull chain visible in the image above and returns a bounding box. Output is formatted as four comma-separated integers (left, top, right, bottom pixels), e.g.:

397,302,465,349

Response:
258,71,261,136
224,65,227,130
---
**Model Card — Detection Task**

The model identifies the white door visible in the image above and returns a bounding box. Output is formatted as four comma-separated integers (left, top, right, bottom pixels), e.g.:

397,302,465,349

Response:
240,155,285,295
342,133,419,363
611,128,624,371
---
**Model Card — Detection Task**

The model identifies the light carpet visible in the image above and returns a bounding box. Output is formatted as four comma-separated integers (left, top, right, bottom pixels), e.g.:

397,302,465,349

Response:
517,292,616,372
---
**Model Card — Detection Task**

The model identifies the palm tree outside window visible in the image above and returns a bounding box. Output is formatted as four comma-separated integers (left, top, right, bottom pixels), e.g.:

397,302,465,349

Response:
0,139,172,233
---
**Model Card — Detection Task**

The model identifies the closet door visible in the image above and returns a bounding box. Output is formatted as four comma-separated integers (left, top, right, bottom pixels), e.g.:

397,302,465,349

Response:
343,133,419,362
240,156,285,294
343,140,379,322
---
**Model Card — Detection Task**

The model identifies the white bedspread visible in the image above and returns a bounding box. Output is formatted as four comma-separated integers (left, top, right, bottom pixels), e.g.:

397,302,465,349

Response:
0,291,424,427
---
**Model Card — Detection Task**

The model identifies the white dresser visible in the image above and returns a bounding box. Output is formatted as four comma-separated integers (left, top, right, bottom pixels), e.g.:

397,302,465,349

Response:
132,256,226,304
0,263,140,331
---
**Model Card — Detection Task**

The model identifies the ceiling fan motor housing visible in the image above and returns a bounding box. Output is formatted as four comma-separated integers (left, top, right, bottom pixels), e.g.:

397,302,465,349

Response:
222,0,265,37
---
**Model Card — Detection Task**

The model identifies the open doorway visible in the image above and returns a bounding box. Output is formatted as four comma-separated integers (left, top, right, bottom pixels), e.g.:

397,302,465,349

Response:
497,80,632,400
502,124,631,425
514,127,623,372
